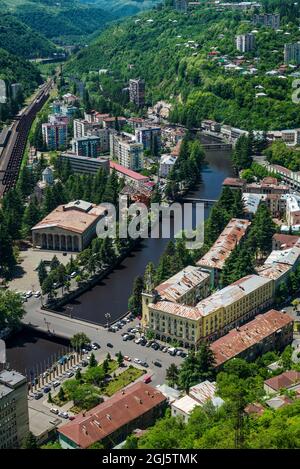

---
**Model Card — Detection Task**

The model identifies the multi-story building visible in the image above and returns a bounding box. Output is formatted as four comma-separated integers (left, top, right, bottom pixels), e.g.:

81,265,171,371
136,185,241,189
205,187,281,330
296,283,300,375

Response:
73,119,100,139
272,233,300,251
285,194,300,226
284,42,300,64
0,370,29,449
211,309,294,368
257,246,300,288
42,122,68,150
143,265,210,308
174,0,188,12
61,153,109,175
110,131,144,170
71,136,101,158
102,116,127,130
58,382,167,449
236,33,255,52
129,79,145,108
197,218,251,286
143,274,274,348
109,161,149,187
281,129,300,146
159,154,177,178
253,13,280,29
135,126,161,155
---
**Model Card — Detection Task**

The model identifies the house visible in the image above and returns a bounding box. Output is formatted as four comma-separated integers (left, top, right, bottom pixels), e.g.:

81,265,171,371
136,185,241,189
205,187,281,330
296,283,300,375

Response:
58,382,167,449
264,370,300,395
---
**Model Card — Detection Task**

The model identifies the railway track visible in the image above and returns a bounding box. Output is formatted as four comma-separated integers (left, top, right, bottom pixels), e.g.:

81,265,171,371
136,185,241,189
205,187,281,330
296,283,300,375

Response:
0,80,52,197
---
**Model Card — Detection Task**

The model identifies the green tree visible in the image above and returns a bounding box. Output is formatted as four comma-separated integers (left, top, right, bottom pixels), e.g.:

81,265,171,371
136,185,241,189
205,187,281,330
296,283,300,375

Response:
70,332,91,352
166,363,179,387
116,351,124,367
89,352,97,368
21,431,37,449
37,261,47,288
0,290,24,331
128,275,144,316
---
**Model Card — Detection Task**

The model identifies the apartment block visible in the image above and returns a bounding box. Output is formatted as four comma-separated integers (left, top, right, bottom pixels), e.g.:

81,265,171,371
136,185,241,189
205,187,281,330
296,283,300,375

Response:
284,43,300,64
61,153,109,175
71,136,101,158
253,13,280,29
135,126,161,155
110,131,144,170
0,370,29,449
143,274,274,348
42,122,68,150
236,33,255,52
129,79,145,108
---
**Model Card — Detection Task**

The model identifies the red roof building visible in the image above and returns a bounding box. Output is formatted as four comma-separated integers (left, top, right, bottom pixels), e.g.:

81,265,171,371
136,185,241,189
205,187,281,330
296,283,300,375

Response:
109,161,150,185
264,371,300,394
210,310,294,368
58,382,167,449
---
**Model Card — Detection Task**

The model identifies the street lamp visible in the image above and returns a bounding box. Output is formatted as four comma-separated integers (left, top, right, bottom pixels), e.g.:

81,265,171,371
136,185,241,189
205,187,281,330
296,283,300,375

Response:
105,313,111,329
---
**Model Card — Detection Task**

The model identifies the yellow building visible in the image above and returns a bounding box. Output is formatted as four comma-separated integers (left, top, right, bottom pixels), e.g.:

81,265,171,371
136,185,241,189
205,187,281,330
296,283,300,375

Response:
143,274,274,349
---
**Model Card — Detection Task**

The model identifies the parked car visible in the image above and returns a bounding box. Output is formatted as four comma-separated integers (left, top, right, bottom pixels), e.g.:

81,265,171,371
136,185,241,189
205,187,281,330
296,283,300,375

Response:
53,381,60,388
168,347,177,356
81,360,88,367
127,334,135,341
58,411,69,419
50,407,59,415
153,361,162,367
135,338,142,344
146,342,152,348
176,350,183,356
122,334,129,341
66,371,74,378
107,342,113,348
140,361,149,368
134,358,141,364
124,355,131,362
69,415,75,421
70,271,77,278
162,347,168,353
180,352,187,358
91,342,100,350
34,291,41,298
26,290,33,298
127,327,134,333
34,392,43,400
143,375,152,384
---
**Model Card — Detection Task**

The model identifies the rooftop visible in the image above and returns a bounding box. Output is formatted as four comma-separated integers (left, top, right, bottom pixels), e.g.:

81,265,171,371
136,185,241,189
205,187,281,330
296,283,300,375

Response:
264,247,300,266
109,161,149,182
273,233,300,249
256,262,291,281
189,380,219,405
149,300,203,321
222,177,246,187
172,395,199,415
0,369,27,388
58,382,166,449
155,266,209,303
264,370,300,392
197,218,251,270
32,201,106,234
210,310,293,367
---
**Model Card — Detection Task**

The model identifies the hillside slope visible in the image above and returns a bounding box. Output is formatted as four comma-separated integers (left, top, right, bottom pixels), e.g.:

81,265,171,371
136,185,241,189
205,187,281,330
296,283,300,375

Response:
0,14,56,59
0,47,42,94
65,4,300,130
2,0,114,44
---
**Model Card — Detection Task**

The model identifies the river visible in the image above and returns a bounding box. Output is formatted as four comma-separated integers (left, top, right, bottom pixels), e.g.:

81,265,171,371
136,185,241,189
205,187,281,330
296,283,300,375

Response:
6,147,234,374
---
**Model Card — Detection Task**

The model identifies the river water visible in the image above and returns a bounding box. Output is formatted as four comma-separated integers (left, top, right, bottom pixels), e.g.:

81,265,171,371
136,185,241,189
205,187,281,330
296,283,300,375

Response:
6,147,234,374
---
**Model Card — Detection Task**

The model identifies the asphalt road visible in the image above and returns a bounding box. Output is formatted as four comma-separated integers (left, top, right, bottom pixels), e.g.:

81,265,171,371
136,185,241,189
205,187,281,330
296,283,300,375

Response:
23,296,183,387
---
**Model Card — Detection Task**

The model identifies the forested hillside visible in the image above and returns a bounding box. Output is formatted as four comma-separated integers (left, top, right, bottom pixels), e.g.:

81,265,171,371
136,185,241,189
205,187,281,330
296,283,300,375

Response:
2,0,114,44
0,14,56,59
80,0,160,17
0,48,41,94
65,2,300,130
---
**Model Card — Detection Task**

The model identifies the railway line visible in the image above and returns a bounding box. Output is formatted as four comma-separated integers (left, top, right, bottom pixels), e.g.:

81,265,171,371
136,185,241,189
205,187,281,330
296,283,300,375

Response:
0,80,52,197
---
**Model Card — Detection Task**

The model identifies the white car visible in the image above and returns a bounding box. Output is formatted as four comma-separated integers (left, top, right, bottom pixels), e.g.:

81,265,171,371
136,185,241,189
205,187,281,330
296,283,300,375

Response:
34,291,41,298
53,381,60,388
134,338,142,344
50,407,59,415
134,358,141,364
70,272,77,278
26,291,33,298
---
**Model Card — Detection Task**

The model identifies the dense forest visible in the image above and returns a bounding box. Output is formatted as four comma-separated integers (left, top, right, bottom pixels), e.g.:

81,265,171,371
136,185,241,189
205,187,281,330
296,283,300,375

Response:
65,2,300,129
0,14,56,59
1,0,115,44
0,48,41,96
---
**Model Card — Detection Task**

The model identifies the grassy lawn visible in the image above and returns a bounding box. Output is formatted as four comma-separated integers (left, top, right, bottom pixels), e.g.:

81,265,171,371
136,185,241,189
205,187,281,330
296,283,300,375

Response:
104,366,144,397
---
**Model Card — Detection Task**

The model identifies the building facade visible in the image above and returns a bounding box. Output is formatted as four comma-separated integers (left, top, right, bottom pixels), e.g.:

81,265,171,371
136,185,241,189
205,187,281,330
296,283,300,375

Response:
0,370,29,449
211,310,294,368
284,42,300,64
42,122,68,150
110,132,144,170
236,33,255,52
129,79,145,108
61,153,109,175
253,13,280,29
32,200,107,252
71,136,101,158
135,126,161,155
